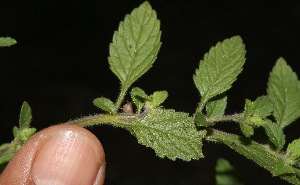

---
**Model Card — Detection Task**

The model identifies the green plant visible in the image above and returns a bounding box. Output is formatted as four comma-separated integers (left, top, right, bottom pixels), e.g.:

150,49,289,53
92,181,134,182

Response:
1,1,300,184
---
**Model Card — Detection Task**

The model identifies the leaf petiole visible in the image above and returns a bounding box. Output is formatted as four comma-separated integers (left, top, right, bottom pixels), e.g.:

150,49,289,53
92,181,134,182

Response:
70,113,137,128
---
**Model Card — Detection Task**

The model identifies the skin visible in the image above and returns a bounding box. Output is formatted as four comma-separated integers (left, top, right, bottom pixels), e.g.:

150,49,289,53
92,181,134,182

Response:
0,124,106,185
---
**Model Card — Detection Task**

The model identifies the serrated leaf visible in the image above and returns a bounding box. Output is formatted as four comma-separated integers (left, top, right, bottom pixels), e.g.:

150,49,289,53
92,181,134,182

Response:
267,58,300,128
132,109,206,161
287,138,300,165
244,96,273,118
19,101,32,129
108,1,161,91
150,91,168,107
216,158,243,185
263,120,285,150
240,123,254,137
0,37,17,47
193,36,246,107
206,94,227,118
130,87,149,113
93,97,117,114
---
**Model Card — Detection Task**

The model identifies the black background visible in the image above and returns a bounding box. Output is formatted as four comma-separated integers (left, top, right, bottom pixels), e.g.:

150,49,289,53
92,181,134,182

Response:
1,1,300,184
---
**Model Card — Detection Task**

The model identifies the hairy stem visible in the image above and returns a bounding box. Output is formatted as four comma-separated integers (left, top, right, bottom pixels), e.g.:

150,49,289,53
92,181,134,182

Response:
70,113,137,128
205,128,300,185
206,113,244,123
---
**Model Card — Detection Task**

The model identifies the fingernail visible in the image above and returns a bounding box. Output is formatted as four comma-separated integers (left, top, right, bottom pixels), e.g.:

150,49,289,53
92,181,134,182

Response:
32,130,101,185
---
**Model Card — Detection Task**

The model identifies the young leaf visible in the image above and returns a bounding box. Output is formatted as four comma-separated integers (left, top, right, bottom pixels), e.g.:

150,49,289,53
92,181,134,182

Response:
206,94,227,118
19,101,32,129
239,122,254,137
0,37,17,47
194,36,246,110
216,158,243,185
108,1,161,92
18,128,37,141
93,97,117,114
130,87,149,113
267,58,300,128
131,108,206,161
263,120,285,150
195,112,213,127
244,96,273,118
287,138,300,165
150,91,168,107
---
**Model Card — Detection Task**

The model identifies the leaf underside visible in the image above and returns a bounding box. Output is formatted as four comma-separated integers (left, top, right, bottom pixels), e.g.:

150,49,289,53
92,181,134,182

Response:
132,109,206,161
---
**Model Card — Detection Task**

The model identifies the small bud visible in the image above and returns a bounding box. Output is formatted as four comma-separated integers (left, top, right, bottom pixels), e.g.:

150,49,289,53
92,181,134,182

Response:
123,102,134,114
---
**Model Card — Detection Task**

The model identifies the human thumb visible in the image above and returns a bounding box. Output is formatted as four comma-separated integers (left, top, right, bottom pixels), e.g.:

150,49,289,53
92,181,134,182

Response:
0,124,105,185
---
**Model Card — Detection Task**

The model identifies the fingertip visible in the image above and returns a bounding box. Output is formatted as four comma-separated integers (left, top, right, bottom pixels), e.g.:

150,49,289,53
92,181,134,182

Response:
0,124,105,185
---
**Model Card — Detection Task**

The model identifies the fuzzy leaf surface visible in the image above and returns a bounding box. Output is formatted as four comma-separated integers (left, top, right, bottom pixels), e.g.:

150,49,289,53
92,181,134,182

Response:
109,1,161,90
19,101,32,129
93,97,117,114
132,109,206,161
267,58,300,128
0,37,17,47
193,36,246,105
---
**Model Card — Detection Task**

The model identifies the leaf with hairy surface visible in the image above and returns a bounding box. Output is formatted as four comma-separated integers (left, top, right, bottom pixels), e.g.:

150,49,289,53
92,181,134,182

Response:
131,108,206,161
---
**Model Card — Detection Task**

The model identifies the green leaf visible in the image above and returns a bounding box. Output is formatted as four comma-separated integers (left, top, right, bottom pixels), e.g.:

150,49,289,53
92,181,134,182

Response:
12,126,19,138
0,143,15,165
0,153,14,165
130,87,149,113
93,97,117,114
150,91,168,107
18,128,37,141
244,96,273,118
207,130,298,184
194,36,246,109
244,116,266,126
263,120,285,150
131,109,206,161
216,158,243,185
19,101,32,129
206,94,227,118
108,1,161,91
195,112,213,127
287,138,300,165
267,58,300,128
0,37,17,47
239,122,254,137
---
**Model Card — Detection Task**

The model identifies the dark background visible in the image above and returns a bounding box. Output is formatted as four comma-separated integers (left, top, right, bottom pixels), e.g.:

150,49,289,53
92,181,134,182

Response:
1,1,300,184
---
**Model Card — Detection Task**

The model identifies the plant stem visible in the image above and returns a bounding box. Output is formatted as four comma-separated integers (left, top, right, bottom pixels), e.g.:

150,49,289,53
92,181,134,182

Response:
205,128,300,185
70,113,137,128
196,97,206,113
115,85,129,111
206,113,244,123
